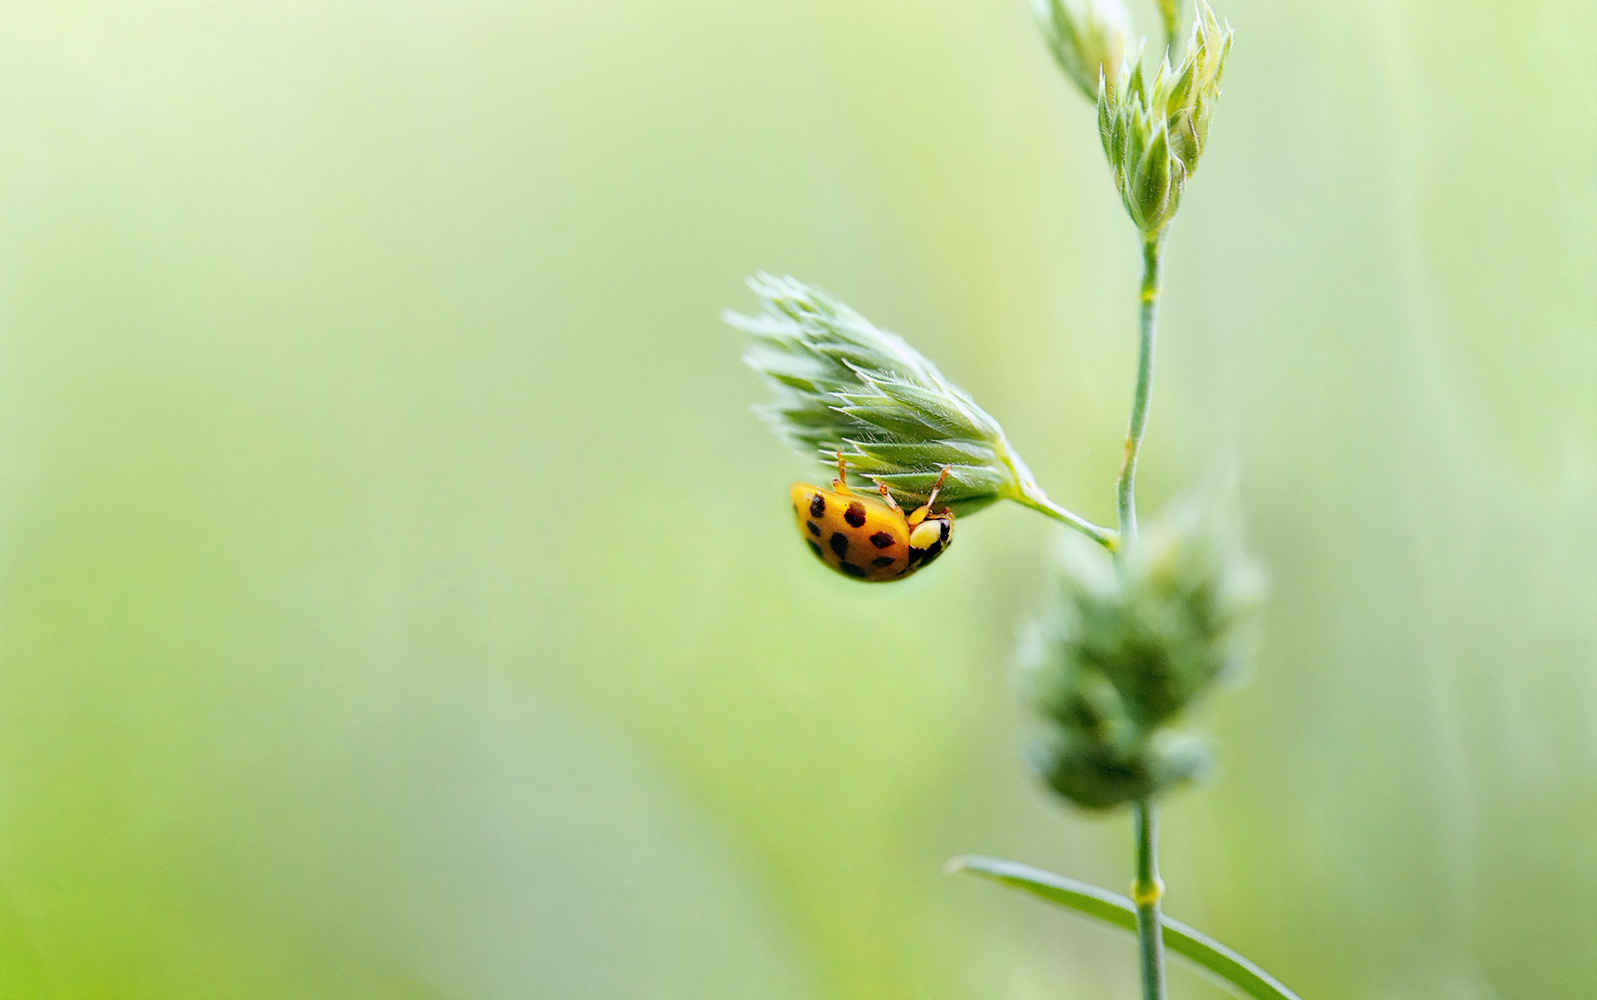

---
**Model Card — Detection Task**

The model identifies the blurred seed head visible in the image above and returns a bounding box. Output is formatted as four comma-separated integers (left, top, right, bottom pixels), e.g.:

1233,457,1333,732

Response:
1155,0,1183,48
1097,2,1233,239
729,273,1045,516
1019,492,1264,809
1028,724,1212,810
1034,0,1131,103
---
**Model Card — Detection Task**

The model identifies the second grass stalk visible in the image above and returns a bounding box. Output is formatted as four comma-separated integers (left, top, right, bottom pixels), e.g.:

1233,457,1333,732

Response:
1122,238,1166,999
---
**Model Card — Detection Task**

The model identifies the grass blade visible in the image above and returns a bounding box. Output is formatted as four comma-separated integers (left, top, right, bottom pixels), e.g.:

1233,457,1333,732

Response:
947,855,1302,1000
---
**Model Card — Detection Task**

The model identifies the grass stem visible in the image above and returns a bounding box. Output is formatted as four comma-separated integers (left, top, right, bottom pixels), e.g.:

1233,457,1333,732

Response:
1133,800,1168,1000
1116,237,1162,550
1012,490,1118,549
1122,239,1166,998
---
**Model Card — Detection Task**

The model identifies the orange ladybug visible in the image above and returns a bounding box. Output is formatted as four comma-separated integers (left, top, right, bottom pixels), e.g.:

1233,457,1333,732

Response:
791,454,954,582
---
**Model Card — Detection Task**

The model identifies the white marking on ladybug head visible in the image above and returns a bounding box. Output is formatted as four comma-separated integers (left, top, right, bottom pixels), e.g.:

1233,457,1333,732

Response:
909,519,943,550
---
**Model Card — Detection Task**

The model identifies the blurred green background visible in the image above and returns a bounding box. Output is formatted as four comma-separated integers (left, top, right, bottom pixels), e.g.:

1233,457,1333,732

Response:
1,0,1593,997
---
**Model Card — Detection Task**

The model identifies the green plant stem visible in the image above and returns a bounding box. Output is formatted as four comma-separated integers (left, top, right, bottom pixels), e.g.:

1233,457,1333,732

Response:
1120,238,1166,999
1116,237,1162,548
1013,489,1118,549
1133,799,1167,1000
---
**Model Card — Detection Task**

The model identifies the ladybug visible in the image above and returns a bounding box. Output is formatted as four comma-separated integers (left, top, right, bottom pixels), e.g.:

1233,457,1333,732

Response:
790,453,954,582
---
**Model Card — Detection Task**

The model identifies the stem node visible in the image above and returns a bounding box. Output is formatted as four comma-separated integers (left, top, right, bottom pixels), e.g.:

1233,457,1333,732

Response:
1131,876,1165,908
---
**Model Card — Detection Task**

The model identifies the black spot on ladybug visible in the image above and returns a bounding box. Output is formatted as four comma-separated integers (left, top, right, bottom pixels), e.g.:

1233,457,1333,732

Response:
807,539,824,559
809,494,826,518
920,540,944,565
871,556,895,568
839,561,866,578
869,531,894,549
844,503,867,528
806,521,820,536
829,532,850,558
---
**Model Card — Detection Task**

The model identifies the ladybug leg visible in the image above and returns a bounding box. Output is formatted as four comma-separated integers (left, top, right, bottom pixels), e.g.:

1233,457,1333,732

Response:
831,450,854,494
873,479,902,512
907,465,952,526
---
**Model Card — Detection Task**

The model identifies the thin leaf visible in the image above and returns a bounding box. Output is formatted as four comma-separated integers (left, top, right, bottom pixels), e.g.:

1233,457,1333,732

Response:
947,855,1302,1000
